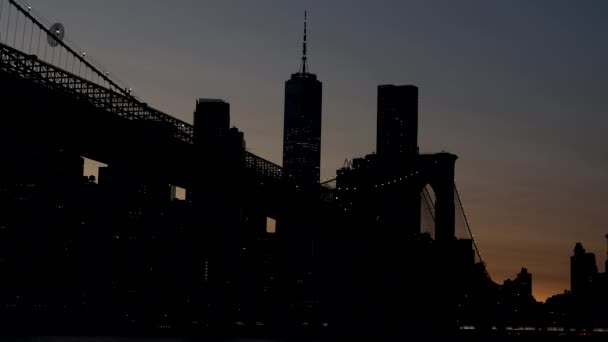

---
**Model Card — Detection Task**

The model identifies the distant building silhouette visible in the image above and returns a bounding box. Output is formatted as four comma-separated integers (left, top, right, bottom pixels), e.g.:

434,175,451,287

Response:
543,240,608,329
571,242,597,297
499,267,539,327
377,84,418,160
193,98,230,141
502,267,533,298
605,234,608,274
282,11,322,184
594,236,608,326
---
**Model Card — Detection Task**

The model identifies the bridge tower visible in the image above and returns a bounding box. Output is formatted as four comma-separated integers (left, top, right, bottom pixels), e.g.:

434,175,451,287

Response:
330,84,464,336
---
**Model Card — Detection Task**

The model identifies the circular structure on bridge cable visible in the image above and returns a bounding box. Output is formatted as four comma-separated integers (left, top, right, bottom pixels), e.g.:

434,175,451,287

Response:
47,23,65,47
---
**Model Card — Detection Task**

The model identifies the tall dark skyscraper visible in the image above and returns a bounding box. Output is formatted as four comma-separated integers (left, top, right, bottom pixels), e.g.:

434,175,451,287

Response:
377,84,419,160
282,11,322,184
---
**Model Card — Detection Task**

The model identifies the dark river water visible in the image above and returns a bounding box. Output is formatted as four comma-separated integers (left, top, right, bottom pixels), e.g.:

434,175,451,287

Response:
0,339,320,342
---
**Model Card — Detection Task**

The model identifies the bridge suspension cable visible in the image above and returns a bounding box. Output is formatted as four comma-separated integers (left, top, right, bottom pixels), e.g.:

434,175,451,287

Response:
420,182,490,279
0,0,134,96
422,185,435,223
319,177,336,185
454,182,490,279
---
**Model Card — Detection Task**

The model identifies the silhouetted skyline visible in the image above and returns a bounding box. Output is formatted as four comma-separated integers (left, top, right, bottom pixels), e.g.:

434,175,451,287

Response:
3,0,608,334
24,0,608,301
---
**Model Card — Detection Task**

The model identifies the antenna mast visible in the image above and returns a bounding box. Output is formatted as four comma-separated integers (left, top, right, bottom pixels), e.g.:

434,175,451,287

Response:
300,10,308,74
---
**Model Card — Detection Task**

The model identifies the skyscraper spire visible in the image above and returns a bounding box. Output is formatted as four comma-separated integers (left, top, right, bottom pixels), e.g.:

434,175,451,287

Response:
300,10,308,74
284,9,322,185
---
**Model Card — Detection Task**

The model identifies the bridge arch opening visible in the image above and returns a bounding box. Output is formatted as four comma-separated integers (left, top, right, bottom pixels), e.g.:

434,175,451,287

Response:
82,157,107,184
170,185,186,201
266,217,277,234
415,174,455,241
420,184,436,239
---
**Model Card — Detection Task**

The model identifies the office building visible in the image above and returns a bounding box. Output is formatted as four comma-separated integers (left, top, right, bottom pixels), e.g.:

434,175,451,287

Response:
282,11,322,184
377,84,418,160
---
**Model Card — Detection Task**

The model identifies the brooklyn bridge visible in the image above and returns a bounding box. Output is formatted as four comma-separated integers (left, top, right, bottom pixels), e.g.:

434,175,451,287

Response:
0,0,558,338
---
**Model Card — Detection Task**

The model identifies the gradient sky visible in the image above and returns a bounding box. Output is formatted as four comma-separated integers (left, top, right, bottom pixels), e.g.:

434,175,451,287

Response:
26,0,608,301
